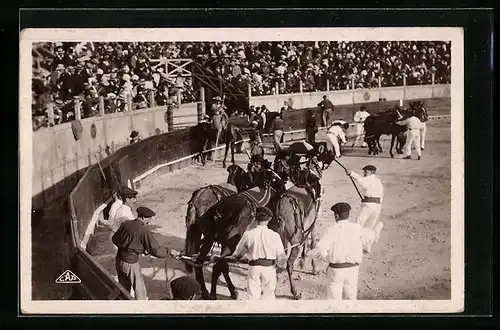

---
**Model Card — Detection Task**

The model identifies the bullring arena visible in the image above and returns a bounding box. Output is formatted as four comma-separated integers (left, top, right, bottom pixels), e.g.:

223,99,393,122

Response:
84,103,451,301
27,39,455,303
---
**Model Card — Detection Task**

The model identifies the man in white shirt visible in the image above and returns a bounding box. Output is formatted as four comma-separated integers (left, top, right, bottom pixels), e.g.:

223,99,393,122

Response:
346,165,384,236
307,202,384,300
352,106,370,148
396,115,423,160
230,206,287,300
109,186,138,238
326,122,348,158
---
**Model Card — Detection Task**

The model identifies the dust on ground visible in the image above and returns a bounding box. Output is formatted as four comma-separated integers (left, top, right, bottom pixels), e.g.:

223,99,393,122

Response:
87,119,451,301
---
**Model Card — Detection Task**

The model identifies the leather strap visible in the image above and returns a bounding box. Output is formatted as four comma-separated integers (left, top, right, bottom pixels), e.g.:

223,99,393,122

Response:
329,262,359,268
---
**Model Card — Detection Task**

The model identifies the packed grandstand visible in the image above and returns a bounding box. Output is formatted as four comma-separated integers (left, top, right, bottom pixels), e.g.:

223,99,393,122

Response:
31,41,451,130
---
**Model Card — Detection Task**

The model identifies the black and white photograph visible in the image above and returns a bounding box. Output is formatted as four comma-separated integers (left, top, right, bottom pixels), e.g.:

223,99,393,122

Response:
20,27,464,314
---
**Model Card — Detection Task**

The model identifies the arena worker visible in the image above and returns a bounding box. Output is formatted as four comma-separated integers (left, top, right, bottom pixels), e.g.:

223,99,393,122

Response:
352,105,370,148
229,206,287,300
108,186,138,241
326,121,349,158
345,165,384,251
112,206,177,300
307,202,384,300
318,95,334,128
396,113,423,160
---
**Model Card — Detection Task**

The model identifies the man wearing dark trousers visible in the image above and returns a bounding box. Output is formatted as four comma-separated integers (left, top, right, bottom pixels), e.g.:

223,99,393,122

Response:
112,206,176,300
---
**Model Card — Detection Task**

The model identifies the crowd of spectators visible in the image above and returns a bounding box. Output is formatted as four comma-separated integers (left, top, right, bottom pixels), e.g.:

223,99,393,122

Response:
32,40,451,130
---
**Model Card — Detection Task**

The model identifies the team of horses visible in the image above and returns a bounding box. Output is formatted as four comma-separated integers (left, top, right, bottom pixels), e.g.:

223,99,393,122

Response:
184,148,325,300
181,101,428,300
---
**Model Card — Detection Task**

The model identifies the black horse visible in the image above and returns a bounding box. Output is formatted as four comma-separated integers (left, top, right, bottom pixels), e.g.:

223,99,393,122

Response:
184,169,283,300
364,105,408,158
190,119,217,166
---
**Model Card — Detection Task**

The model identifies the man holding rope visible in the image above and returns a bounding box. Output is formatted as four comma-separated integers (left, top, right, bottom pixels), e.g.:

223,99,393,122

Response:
345,165,384,253
229,206,287,300
112,206,177,300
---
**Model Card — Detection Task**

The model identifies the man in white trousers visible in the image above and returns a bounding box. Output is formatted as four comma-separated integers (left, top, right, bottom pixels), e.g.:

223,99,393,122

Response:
352,105,370,147
230,206,287,300
326,121,348,158
346,165,384,246
417,105,429,151
308,202,384,300
396,114,423,160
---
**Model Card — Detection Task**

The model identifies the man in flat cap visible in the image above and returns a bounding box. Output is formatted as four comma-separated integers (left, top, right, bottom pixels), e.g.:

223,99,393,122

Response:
318,95,334,128
109,185,138,239
307,202,384,300
345,165,384,237
112,206,176,300
230,206,287,300
169,276,202,300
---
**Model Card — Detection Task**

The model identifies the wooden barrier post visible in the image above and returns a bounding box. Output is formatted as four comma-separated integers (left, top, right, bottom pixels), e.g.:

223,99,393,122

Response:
177,89,182,107
46,102,55,126
431,73,436,98
299,80,303,109
378,76,382,88
149,90,155,108
99,96,105,116
197,86,205,121
326,79,330,91
74,98,82,120
167,104,174,132
402,74,407,107
127,94,132,112
351,76,355,90
275,81,279,95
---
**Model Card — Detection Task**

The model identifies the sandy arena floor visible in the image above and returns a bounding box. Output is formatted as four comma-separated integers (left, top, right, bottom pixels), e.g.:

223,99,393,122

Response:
87,118,451,301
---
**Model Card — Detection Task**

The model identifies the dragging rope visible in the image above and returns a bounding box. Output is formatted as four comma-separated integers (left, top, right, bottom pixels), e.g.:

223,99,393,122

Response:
175,241,308,269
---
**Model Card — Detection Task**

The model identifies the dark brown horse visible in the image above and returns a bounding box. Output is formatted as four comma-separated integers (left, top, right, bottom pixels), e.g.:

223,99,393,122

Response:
184,164,252,250
190,120,217,166
364,105,408,158
222,122,248,168
184,170,282,300
269,182,321,299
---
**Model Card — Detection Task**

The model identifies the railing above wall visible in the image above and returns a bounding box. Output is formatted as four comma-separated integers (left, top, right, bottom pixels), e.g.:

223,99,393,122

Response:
249,82,451,112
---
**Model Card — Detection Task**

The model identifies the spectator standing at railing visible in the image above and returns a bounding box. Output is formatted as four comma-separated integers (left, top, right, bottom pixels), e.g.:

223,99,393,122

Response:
318,95,334,128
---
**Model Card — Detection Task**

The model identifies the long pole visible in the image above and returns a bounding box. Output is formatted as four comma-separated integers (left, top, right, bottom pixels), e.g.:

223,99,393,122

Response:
332,158,363,201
